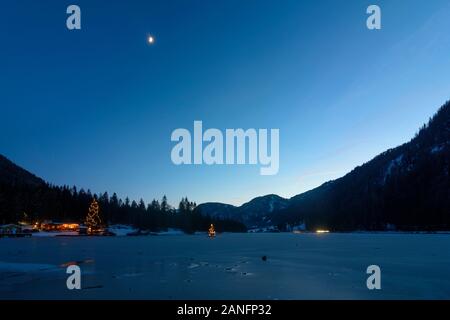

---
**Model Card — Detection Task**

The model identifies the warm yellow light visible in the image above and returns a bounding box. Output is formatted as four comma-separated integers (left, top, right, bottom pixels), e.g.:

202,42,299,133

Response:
208,224,216,237
316,229,330,234
62,223,78,229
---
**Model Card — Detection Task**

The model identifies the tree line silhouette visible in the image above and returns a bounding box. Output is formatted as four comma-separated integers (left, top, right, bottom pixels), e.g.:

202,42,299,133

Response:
0,183,247,233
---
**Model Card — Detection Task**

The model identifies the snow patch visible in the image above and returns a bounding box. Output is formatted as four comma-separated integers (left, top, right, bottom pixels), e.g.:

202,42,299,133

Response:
382,154,404,184
32,231,79,237
431,144,445,154
156,228,184,236
108,225,137,236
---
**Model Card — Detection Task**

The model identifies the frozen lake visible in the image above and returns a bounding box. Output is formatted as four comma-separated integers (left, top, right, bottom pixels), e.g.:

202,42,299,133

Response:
1,233,450,299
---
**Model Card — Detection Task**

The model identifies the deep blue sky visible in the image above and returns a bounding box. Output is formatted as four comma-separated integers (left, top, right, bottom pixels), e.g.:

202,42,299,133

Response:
1,0,450,206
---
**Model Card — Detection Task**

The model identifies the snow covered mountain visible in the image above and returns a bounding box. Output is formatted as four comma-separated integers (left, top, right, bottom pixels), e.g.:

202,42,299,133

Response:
199,100,450,230
2,100,449,231
197,194,289,228
273,100,450,230
195,202,238,220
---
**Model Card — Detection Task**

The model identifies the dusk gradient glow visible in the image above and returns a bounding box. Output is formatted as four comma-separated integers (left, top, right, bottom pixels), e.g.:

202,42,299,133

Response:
1,0,450,206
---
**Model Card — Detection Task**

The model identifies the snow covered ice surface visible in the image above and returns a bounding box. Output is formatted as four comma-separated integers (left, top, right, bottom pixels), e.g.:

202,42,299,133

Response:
0,233,449,299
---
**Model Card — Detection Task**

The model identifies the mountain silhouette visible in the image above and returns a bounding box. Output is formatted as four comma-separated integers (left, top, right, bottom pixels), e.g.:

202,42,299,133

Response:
0,154,45,188
198,194,289,228
199,100,450,231
1,100,449,230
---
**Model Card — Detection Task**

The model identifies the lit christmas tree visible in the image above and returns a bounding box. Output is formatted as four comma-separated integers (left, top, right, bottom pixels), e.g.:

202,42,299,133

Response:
208,223,216,237
86,198,102,234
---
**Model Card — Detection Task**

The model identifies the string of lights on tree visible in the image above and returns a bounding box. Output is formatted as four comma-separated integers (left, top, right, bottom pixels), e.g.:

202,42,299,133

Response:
85,198,102,233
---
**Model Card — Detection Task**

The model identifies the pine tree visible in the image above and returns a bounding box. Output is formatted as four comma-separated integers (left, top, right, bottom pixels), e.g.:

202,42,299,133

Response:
161,195,169,212
150,199,160,211
138,199,146,211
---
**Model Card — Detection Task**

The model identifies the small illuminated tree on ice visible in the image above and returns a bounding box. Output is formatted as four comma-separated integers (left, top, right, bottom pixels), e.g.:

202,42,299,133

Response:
208,224,216,237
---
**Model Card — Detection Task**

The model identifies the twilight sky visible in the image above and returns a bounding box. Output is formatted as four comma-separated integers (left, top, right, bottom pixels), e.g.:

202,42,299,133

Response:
1,0,450,206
